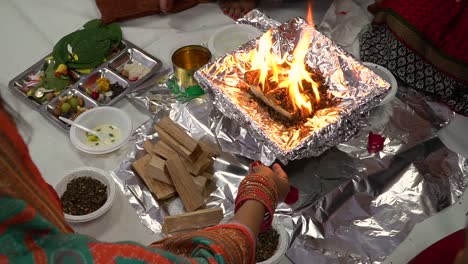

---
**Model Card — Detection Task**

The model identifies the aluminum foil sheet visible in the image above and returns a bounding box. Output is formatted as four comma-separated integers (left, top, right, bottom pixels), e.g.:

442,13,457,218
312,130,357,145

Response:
195,17,390,164
118,78,465,263
284,90,465,264
237,9,282,32
115,9,467,264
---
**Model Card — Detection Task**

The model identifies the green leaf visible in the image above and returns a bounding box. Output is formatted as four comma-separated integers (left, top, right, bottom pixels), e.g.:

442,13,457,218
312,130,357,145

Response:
52,33,76,66
51,19,122,70
43,61,70,91
72,39,111,64
83,19,103,29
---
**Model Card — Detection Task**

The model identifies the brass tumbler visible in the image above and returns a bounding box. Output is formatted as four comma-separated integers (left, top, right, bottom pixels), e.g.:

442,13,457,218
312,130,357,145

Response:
171,45,211,91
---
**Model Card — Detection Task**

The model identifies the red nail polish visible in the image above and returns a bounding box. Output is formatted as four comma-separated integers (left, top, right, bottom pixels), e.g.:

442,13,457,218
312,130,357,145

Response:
251,161,262,167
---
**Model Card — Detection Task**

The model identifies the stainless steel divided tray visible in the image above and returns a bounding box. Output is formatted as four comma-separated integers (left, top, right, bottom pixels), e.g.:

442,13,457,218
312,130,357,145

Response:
8,39,162,131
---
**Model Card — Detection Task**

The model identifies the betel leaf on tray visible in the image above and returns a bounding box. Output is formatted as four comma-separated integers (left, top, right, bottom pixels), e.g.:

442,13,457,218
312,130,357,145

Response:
30,61,70,103
42,61,70,92
82,19,103,29
52,19,122,69
69,31,112,63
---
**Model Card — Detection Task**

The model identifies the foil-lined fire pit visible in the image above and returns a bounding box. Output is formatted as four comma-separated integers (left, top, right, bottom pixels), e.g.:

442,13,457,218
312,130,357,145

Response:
195,17,390,163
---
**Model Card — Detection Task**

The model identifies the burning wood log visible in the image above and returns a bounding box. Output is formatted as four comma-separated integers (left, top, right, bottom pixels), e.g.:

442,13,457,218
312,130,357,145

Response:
245,68,318,121
246,69,298,120
244,69,261,86
250,84,297,120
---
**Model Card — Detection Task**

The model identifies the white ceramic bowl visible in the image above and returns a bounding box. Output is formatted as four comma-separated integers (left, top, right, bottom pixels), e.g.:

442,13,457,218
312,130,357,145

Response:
363,62,398,106
70,106,132,154
55,167,116,223
257,216,289,264
208,24,263,58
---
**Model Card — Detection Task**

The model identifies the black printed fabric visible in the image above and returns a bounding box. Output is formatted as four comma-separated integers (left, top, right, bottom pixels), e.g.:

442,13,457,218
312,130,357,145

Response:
360,25,468,116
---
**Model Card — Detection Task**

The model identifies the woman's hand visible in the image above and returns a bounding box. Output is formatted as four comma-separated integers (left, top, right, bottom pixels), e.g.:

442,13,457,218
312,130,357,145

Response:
250,163,290,202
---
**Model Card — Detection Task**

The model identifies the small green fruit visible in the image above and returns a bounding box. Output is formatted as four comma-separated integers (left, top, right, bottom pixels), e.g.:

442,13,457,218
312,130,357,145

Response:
61,102,71,113
69,97,78,109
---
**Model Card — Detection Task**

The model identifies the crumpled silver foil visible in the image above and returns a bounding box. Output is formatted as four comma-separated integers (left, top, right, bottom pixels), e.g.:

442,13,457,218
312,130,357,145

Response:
115,10,466,264
284,89,464,264
195,17,390,164
118,79,465,263
237,9,282,32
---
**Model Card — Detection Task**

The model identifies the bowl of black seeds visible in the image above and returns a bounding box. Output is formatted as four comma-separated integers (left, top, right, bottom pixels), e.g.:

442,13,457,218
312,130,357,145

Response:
256,217,289,264
55,167,116,223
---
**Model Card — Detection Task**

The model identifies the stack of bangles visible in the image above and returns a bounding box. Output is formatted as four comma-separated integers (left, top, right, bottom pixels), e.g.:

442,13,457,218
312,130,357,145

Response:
234,174,279,232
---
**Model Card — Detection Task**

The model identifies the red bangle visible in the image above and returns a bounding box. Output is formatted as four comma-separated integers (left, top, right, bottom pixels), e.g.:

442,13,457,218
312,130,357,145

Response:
235,190,274,231
238,175,278,202
235,173,279,232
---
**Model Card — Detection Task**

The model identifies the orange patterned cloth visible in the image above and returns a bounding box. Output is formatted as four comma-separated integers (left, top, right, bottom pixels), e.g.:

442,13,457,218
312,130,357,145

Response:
0,103,73,234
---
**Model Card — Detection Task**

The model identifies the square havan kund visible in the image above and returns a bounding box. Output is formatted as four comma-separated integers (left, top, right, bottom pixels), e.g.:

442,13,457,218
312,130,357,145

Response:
196,17,390,163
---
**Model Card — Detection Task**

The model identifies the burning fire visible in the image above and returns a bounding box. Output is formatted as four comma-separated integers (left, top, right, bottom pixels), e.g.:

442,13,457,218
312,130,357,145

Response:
247,1,320,118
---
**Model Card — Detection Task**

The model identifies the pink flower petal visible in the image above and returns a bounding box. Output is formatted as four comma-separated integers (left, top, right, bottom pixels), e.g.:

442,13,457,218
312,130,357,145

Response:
285,186,299,205
368,132,385,153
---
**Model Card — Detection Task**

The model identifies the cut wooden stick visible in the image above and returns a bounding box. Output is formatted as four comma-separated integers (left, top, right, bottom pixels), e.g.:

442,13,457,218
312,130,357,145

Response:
158,116,199,153
203,180,218,197
162,207,223,234
155,140,212,176
143,140,156,155
132,154,176,200
199,140,220,157
153,140,178,160
145,155,173,186
187,152,213,175
155,125,201,161
166,155,204,212
250,85,297,120
193,176,208,193
199,172,213,180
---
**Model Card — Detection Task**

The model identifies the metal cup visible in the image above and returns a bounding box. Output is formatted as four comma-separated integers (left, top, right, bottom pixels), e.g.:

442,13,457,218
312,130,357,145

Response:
171,45,211,92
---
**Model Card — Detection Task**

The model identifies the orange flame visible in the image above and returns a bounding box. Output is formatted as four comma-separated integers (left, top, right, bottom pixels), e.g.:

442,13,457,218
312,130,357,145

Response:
307,0,314,27
247,1,320,117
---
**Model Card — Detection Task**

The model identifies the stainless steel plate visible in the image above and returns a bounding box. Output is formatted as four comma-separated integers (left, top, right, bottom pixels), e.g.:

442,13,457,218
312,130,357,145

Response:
9,39,164,132
109,47,162,84
77,68,129,106
45,88,98,131
8,57,76,108
68,40,129,80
